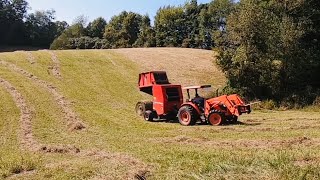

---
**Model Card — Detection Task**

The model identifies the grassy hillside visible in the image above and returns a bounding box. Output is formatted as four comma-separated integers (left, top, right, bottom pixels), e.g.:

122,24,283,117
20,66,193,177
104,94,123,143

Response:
0,48,320,179
113,48,225,88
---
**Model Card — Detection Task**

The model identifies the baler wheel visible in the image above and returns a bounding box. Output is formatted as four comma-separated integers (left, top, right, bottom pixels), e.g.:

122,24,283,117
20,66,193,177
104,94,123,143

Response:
144,110,154,121
208,113,225,126
135,102,146,116
178,106,196,126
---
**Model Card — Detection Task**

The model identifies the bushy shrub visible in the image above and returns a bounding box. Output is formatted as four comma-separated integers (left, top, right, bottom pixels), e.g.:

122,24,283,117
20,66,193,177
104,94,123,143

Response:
260,100,277,110
313,96,320,106
51,36,112,50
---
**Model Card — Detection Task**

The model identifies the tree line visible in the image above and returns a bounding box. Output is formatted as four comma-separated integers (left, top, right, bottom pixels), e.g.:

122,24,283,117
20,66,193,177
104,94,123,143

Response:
0,0,68,48
50,0,231,50
1,0,227,49
1,0,319,105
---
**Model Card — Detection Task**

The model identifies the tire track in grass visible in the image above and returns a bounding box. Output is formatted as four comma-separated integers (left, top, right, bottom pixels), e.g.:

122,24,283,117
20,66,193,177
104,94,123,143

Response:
25,51,36,65
0,60,85,131
15,51,36,64
0,77,150,179
45,50,62,79
0,77,79,153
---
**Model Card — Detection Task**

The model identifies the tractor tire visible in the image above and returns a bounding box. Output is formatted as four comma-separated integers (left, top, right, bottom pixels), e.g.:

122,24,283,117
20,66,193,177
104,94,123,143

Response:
178,106,197,126
229,116,238,124
135,101,153,117
208,112,225,126
135,102,146,117
144,110,154,121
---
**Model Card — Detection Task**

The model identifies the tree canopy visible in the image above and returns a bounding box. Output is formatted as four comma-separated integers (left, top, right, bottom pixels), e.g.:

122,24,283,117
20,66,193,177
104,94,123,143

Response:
0,0,68,48
216,0,320,106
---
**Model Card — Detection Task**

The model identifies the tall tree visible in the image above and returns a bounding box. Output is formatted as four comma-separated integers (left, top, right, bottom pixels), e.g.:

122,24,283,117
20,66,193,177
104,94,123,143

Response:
154,6,185,47
25,10,57,47
183,0,200,48
208,0,235,48
134,15,156,47
198,6,212,49
87,17,107,38
54,21,69,38
0,0,28,45
104,11,143,48
50,18,86,49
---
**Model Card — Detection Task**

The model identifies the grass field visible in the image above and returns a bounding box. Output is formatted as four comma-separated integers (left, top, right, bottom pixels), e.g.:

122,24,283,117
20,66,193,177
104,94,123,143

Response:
0,48,320,179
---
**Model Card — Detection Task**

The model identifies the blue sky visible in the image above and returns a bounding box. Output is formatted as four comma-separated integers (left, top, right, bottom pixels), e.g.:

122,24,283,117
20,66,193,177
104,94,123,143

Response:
26,0,212,24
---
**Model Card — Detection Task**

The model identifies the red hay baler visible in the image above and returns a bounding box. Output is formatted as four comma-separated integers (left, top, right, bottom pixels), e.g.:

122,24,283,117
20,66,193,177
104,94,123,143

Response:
135,71,251,126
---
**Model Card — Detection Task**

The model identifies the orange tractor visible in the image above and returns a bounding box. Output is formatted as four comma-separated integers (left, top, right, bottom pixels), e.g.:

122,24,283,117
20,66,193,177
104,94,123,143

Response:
135,71,251,126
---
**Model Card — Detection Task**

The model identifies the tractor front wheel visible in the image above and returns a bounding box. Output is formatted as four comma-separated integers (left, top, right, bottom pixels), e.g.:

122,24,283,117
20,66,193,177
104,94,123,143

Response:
208,113,225,126
229,116,238,124
178,106,196,126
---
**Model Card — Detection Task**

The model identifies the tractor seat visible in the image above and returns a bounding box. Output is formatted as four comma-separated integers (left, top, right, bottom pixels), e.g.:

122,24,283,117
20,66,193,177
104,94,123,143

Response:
192,97,205,112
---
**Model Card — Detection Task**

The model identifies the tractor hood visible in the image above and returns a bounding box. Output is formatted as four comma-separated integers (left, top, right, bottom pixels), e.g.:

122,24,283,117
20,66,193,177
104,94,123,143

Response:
206,94,251,117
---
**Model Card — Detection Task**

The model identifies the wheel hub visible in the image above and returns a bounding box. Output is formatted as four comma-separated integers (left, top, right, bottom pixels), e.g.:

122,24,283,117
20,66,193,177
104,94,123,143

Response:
180,111,190,122
209,113,222,125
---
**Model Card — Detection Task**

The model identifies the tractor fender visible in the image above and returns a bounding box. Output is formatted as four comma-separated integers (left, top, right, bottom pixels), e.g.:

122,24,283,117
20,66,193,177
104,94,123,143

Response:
180,102,202,115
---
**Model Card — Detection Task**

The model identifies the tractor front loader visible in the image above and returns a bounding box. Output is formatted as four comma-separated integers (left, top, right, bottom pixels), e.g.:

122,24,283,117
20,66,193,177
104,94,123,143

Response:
177,86,251,126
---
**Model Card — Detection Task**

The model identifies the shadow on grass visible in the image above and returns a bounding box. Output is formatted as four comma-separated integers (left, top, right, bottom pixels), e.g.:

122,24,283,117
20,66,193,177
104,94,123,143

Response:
0,46,44,52
231,121,262,126
151,119,180,124
150,119,262,127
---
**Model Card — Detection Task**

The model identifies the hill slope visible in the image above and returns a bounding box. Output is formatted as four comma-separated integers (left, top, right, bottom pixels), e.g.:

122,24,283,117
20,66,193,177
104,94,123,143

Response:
114,48,226,88
0,48,320,179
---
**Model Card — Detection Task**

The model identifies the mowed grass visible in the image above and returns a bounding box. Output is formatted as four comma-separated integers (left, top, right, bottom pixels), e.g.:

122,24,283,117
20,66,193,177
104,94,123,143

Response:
0,49,319,179
0,81,41,178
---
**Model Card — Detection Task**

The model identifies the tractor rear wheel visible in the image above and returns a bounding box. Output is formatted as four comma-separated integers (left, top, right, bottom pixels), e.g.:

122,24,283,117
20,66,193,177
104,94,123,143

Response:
178,106,197,126
208,113,225,126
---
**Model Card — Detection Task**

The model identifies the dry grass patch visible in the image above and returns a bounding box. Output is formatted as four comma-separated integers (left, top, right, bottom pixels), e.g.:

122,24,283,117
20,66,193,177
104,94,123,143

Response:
112,48,226,88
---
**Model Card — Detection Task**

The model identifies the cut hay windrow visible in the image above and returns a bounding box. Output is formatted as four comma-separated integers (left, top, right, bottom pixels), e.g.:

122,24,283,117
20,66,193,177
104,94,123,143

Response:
14,51,36,64
45,50,62,79
0,60,85,131
0,77,79,153
25,51,36,65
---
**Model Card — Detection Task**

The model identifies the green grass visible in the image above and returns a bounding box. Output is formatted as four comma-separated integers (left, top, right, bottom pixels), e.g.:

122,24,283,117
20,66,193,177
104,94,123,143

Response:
0,79,41,179
0,49,320,179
